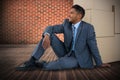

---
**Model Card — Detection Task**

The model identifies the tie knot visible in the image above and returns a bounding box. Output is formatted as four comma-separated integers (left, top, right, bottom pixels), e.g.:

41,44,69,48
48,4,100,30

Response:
72,24,75,27
72,25,75,31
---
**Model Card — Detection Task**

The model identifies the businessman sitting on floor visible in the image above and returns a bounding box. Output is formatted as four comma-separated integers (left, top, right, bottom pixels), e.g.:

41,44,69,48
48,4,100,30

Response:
16,4,110,71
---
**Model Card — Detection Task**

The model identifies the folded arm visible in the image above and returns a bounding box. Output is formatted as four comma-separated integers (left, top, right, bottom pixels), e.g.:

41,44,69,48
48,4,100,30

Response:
42,19,68,49
42,19,69,37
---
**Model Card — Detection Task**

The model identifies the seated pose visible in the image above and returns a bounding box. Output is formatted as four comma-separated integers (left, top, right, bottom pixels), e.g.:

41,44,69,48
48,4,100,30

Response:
16,4,110,71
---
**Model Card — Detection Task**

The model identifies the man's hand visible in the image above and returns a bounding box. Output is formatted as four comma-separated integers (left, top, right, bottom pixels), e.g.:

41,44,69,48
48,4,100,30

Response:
42,35,50,49
100,63,111,68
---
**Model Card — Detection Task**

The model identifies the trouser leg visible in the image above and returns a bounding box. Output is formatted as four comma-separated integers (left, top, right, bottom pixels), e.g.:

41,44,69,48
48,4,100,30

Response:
31,38,45,60
50,34,67,58
32,34,67,60
43,56,78,70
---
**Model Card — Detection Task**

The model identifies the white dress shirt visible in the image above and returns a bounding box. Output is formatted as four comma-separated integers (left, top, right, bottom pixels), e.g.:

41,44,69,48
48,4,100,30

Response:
72,21,81,51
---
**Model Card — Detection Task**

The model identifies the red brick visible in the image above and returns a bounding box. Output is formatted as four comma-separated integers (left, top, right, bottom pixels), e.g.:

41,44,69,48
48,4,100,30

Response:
1,0,73,44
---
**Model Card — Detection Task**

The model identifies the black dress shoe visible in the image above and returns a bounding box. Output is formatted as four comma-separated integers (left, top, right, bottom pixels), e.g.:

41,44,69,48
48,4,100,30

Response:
16,61,37,71
35,60,47,68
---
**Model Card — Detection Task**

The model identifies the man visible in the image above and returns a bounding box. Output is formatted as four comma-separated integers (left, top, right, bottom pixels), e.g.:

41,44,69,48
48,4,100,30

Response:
16,4,110,71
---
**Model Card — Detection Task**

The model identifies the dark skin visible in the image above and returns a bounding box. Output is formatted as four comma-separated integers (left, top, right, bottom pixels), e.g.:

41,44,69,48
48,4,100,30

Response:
42,8,111,68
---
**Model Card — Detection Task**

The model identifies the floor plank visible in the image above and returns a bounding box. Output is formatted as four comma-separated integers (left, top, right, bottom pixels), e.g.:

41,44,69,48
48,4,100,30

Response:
0,45,120,80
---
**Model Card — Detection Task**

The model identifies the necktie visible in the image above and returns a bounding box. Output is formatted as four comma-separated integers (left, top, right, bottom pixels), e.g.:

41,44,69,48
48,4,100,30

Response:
72,25,76,51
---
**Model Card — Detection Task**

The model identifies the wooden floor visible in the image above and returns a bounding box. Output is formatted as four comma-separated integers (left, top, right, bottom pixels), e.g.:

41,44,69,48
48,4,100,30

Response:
0,45,120,80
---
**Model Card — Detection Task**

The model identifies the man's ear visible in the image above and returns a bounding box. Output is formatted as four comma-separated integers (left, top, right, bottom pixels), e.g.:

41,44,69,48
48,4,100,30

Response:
77,13,82,19
79,14,82,19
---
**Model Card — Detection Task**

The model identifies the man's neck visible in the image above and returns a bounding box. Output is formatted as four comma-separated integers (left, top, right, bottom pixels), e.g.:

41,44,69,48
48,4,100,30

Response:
73,21,81,29
72,19,81,24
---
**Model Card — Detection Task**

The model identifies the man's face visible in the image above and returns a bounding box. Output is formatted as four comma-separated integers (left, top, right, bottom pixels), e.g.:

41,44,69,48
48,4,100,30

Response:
68,8,82,24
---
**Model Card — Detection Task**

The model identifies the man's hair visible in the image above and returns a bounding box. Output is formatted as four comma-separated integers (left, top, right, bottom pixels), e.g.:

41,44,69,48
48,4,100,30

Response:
72,4,85,19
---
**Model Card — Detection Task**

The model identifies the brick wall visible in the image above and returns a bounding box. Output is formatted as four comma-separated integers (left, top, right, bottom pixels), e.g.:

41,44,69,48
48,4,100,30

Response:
0,0,73,44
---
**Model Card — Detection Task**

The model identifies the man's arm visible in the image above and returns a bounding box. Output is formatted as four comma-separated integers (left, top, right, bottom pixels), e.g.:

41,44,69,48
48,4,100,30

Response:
87,25,111,67
42,24,64,49
42,19,68,49
87,25,102,66
43,24,64,36
42,19,69,37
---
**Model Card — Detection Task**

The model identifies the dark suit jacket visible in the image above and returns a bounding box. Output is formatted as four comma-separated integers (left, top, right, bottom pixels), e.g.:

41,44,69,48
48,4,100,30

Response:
44,19,103,68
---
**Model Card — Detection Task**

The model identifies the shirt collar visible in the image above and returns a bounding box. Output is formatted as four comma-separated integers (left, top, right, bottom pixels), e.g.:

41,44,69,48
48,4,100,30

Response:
72,21,81,29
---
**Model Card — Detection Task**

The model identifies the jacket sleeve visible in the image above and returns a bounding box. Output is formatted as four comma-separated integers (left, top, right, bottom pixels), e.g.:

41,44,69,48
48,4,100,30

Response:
87,25,103,66
42,19,68,37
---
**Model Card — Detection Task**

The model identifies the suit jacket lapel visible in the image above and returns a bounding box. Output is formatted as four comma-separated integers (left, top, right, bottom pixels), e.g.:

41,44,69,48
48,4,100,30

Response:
64,22,73,49
75,21,83,43
68,23,73,45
